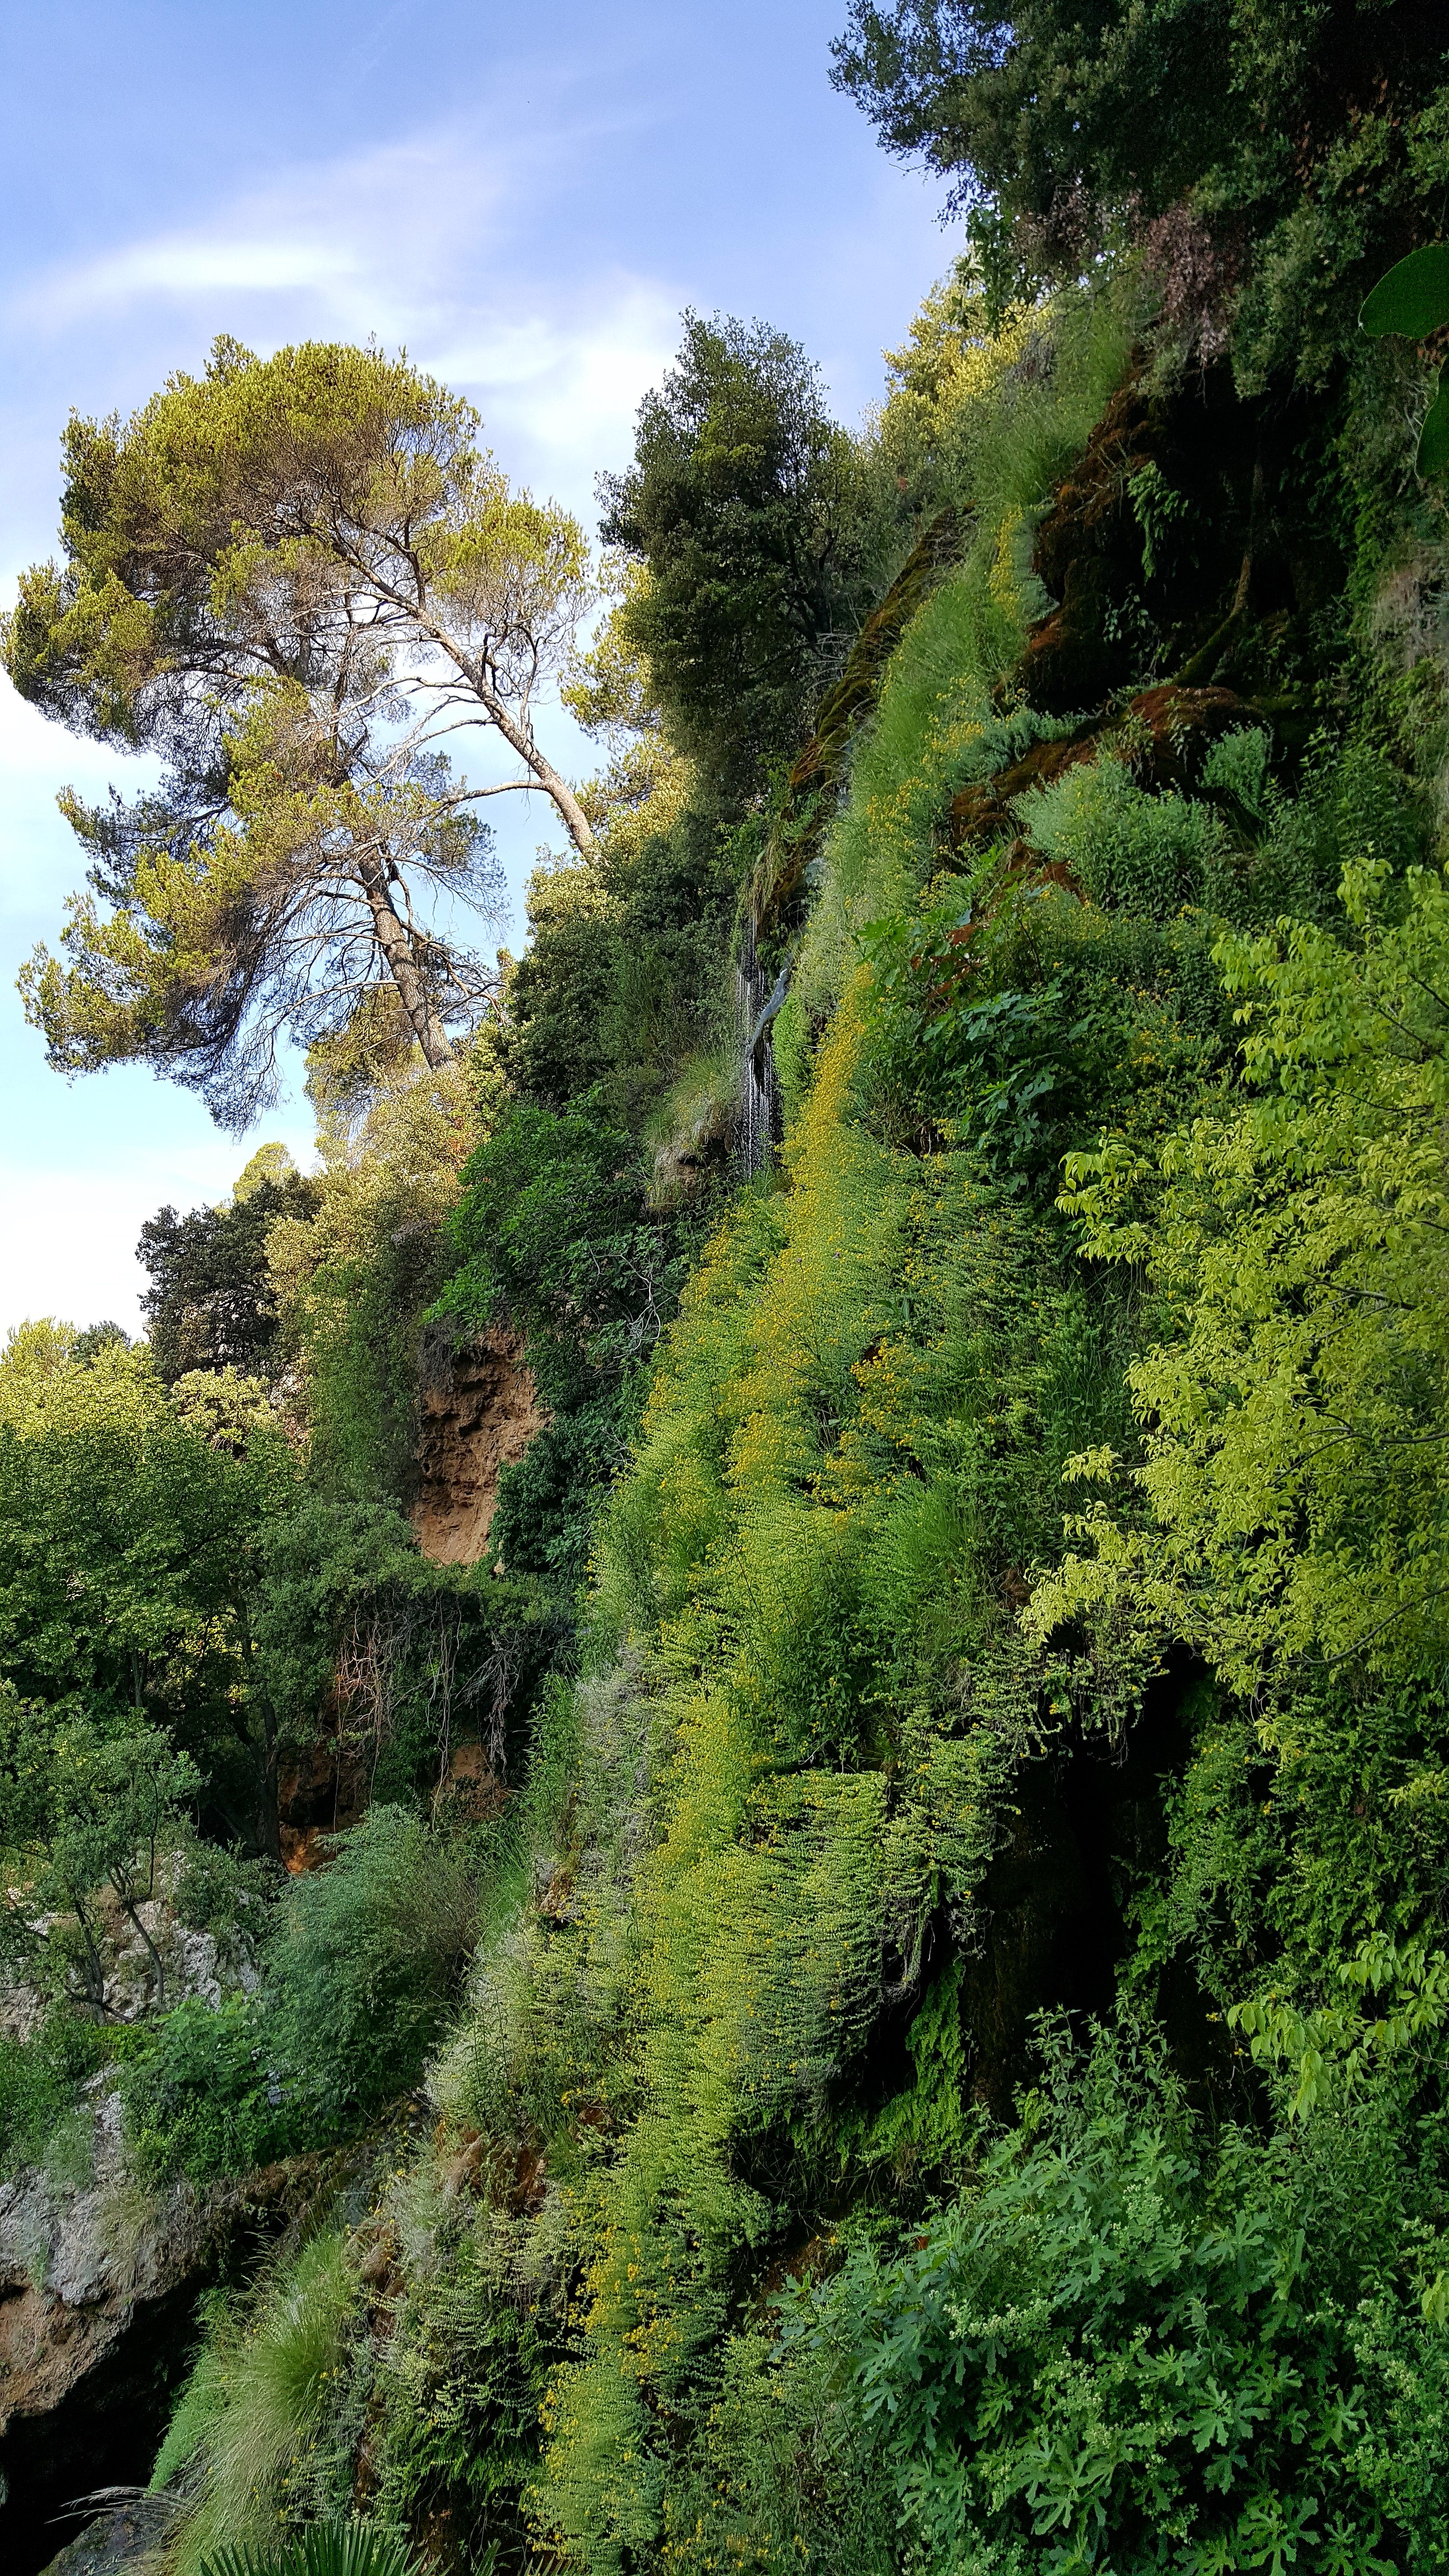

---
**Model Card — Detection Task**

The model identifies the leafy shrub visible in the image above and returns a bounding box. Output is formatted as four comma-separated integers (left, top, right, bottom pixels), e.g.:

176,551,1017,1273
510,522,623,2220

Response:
266,1807,482,2129
1016,756,1231,919
0,2010,120,2179
862,868,1227,1187
1135,1673,1449,2022
125,1811,484,2179
121,1994,289,2183
487,1407,621,1585
787,2023,1449,2575
1034,847,1449,1695
201,2528,418,2576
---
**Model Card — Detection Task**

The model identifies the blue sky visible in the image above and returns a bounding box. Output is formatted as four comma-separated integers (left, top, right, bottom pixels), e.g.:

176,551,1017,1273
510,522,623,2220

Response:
0,0,949,1335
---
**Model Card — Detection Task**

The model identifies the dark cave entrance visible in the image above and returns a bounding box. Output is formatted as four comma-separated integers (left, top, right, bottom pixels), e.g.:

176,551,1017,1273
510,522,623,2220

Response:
0,2278,203,2576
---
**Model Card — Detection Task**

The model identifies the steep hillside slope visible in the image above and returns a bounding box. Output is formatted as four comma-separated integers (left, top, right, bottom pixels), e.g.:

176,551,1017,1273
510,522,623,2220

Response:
5,11,1449,2571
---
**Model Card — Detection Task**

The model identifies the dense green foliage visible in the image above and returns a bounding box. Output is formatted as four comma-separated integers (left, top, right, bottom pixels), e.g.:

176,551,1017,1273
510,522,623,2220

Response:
121,1808,484,2178
599,312,889,799
0,2008,127,2176
438,1097,697,1581
201,2529,419,2576
832,0,1449,382
783,2018,1449,2574
8,16,1449,2575
140,1156,317,1385
0,1323,296,1851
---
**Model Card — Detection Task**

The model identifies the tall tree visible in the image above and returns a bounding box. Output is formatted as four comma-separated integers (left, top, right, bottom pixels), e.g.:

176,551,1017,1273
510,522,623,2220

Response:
0,1326,296,1852
139,1150,319,1388
599,313,880,800
4,338,596,1122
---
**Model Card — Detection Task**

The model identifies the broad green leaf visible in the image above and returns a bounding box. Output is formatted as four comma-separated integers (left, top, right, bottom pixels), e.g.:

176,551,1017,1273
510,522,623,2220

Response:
1360,242,1449,338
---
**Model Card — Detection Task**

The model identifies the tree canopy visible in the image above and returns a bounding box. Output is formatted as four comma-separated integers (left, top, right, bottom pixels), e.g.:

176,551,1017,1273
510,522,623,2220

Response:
4,338,596,1121
599,312,882,799
0,1323,295,1849
139,1150,317,1387
831,1,1449,370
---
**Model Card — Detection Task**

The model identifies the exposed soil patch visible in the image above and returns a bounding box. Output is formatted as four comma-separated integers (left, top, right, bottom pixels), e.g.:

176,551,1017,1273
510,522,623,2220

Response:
411,1327,547,1568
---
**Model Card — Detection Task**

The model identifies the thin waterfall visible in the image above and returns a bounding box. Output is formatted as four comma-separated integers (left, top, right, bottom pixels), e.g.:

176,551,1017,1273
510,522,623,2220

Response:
736,916,788,1178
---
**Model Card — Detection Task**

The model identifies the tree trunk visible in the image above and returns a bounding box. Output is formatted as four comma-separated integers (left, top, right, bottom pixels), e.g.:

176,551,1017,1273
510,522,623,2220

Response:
115,1884,168,2012
393,595,597,857
356,857,456,1067
486,711,596,858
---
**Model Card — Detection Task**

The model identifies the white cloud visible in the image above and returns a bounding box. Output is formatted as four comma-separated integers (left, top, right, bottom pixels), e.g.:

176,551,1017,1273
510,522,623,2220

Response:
432,279,678,494
8,120,677,514
66,236,364,303
13,131,505,338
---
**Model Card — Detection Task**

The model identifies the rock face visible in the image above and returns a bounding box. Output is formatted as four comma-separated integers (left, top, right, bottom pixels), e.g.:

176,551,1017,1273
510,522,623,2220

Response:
0,2084,211,2434
0,1913,254,2040
278,1730,370,1873
0,2139,331,2576
38,2496,179,2576
411,1326,546,1566
0,1909,259,2462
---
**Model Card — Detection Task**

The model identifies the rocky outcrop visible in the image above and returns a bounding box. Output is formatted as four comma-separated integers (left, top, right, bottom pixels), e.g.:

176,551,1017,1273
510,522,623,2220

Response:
0,1910,255,2041
411,1326,546,1567
1,2144,350,2576
0,2084,211,2433
0,1909,261,2440
37,2495,179,2576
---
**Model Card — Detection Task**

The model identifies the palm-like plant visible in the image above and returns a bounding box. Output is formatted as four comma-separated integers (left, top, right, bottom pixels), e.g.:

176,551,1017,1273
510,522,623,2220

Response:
200,2520,419,2576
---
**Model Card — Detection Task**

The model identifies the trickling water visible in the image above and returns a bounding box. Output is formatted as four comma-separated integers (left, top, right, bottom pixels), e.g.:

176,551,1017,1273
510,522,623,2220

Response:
736,919,787,1178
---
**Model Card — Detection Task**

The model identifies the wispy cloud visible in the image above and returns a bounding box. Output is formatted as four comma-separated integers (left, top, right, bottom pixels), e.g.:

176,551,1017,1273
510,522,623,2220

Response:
429,281,679,491
10,120,678,506
15,129,513,340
